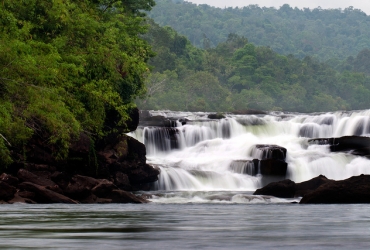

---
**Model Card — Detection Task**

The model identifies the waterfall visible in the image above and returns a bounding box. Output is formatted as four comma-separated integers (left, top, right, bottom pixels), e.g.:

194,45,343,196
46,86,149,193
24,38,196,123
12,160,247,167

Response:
129,110,370,192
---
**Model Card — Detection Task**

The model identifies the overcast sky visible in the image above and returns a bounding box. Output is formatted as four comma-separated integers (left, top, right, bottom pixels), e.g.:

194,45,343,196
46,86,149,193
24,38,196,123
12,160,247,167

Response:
188,0,370,14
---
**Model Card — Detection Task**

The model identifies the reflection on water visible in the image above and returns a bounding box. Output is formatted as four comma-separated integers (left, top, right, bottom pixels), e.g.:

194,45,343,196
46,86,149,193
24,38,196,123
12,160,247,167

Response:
1,203,370,249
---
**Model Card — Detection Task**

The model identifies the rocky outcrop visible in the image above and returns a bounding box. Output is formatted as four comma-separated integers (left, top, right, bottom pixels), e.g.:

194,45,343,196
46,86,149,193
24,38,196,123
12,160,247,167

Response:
253,145,287,161
309,136,370,157
208,113,225,119
0,170,150,204
254,175,333,198
19,182,78,204
300,174,370,204
254,179,296,198
0,181,17,201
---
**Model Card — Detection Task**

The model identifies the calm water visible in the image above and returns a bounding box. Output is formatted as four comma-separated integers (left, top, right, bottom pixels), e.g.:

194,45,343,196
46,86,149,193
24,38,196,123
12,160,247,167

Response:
1,202,370,249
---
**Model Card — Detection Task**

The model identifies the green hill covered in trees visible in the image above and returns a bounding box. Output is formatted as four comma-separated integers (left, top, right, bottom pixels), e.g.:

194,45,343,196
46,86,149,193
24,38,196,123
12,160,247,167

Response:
137,19,370,113
149,0,370,61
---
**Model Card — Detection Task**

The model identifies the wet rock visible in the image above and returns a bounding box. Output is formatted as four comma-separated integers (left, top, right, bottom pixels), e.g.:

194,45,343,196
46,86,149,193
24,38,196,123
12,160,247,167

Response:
300,174,370,204
295,175,334,197
8,193,37,204
253,145,287,160
254,175,334,198
309,136,370,157
19,182,78,204
0,181,16,201
0,173,19,186
231,109,267,115
259,159,288,176
208,113,225,119
254,179,296,198
138,111,173,127
106,190,148,204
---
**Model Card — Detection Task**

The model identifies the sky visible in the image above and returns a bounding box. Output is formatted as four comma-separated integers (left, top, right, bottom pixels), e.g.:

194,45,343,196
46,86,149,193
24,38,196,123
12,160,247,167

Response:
188,0,370,15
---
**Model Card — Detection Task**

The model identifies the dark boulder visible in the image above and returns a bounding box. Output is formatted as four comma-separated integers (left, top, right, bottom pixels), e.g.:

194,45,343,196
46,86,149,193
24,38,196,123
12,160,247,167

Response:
254,179,296,198
0,181,16,201
8,192,37,204
91,179,117,197
17,169,61,193
208,113,225,119
300,174,370,204
295,175,334,197
0,173,19,186
106,189,148,204
114,172,131,190
309,136,370,157
64,175,100,200
259,159,287,176
19,182,78,204
232,109,267,115
254,175,334,198
138,111,174,127
253,144,287,160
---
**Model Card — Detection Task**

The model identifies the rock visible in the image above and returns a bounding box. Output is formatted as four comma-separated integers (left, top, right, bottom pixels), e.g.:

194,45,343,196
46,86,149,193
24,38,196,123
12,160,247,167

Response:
254,175,334,198
0,181,16,201
0,173,19,186
114,172,131,190
18,191,36,200
295,175,334,197
254,179,296,198
208,113,225,119
300,174,370,204
8,193,37,204
17,169,61,193
253,145,287,160
309,136,370,157
51,171,71,190
232,109,267,115
106,189,148,204
91,179,117,197
259,159,288,176
19,182,78,204
64,175,100,200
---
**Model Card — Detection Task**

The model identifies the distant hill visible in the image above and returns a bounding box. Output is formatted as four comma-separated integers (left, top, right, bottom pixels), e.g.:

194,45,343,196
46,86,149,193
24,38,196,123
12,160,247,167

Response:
149,0,370,61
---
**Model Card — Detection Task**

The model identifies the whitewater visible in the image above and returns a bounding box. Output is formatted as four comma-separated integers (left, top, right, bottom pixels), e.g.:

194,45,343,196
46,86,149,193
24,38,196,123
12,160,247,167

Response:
129,110,370,203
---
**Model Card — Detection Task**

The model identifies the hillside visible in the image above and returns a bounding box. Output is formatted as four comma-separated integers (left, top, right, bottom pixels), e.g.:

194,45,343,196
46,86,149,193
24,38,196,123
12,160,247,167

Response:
149,0,370,61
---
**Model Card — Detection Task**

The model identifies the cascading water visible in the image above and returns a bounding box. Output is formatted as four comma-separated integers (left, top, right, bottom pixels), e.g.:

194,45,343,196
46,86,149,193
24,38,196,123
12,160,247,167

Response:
129,110,370,203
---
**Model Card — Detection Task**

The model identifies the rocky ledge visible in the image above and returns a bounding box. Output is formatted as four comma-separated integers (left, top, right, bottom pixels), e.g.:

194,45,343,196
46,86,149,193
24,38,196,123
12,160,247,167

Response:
0,170,149,204
0,108,160,204
254,174,370,204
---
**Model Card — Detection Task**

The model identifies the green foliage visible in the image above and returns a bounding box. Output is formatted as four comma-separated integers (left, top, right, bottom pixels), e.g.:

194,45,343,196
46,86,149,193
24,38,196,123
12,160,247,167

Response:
150,1,370,61
138,21,370,113
0,0,154,166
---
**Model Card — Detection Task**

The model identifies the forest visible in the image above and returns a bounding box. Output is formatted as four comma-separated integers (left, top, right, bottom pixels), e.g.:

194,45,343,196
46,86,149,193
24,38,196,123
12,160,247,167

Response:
138,18,370,113
149,0,370,61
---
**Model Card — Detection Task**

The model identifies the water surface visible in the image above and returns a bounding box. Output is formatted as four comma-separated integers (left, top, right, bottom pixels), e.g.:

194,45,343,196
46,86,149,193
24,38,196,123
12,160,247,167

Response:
1,203,369,249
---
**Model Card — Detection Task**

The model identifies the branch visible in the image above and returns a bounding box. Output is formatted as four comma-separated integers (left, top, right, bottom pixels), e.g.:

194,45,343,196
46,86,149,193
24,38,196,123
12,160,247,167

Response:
0,133,11,147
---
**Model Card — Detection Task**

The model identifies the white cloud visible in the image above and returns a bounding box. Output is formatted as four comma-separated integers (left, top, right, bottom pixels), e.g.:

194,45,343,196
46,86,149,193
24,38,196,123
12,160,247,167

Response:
187,0,370,14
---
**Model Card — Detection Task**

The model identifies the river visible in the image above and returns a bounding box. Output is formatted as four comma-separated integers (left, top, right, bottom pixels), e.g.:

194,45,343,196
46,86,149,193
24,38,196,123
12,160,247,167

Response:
1,203,370,249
